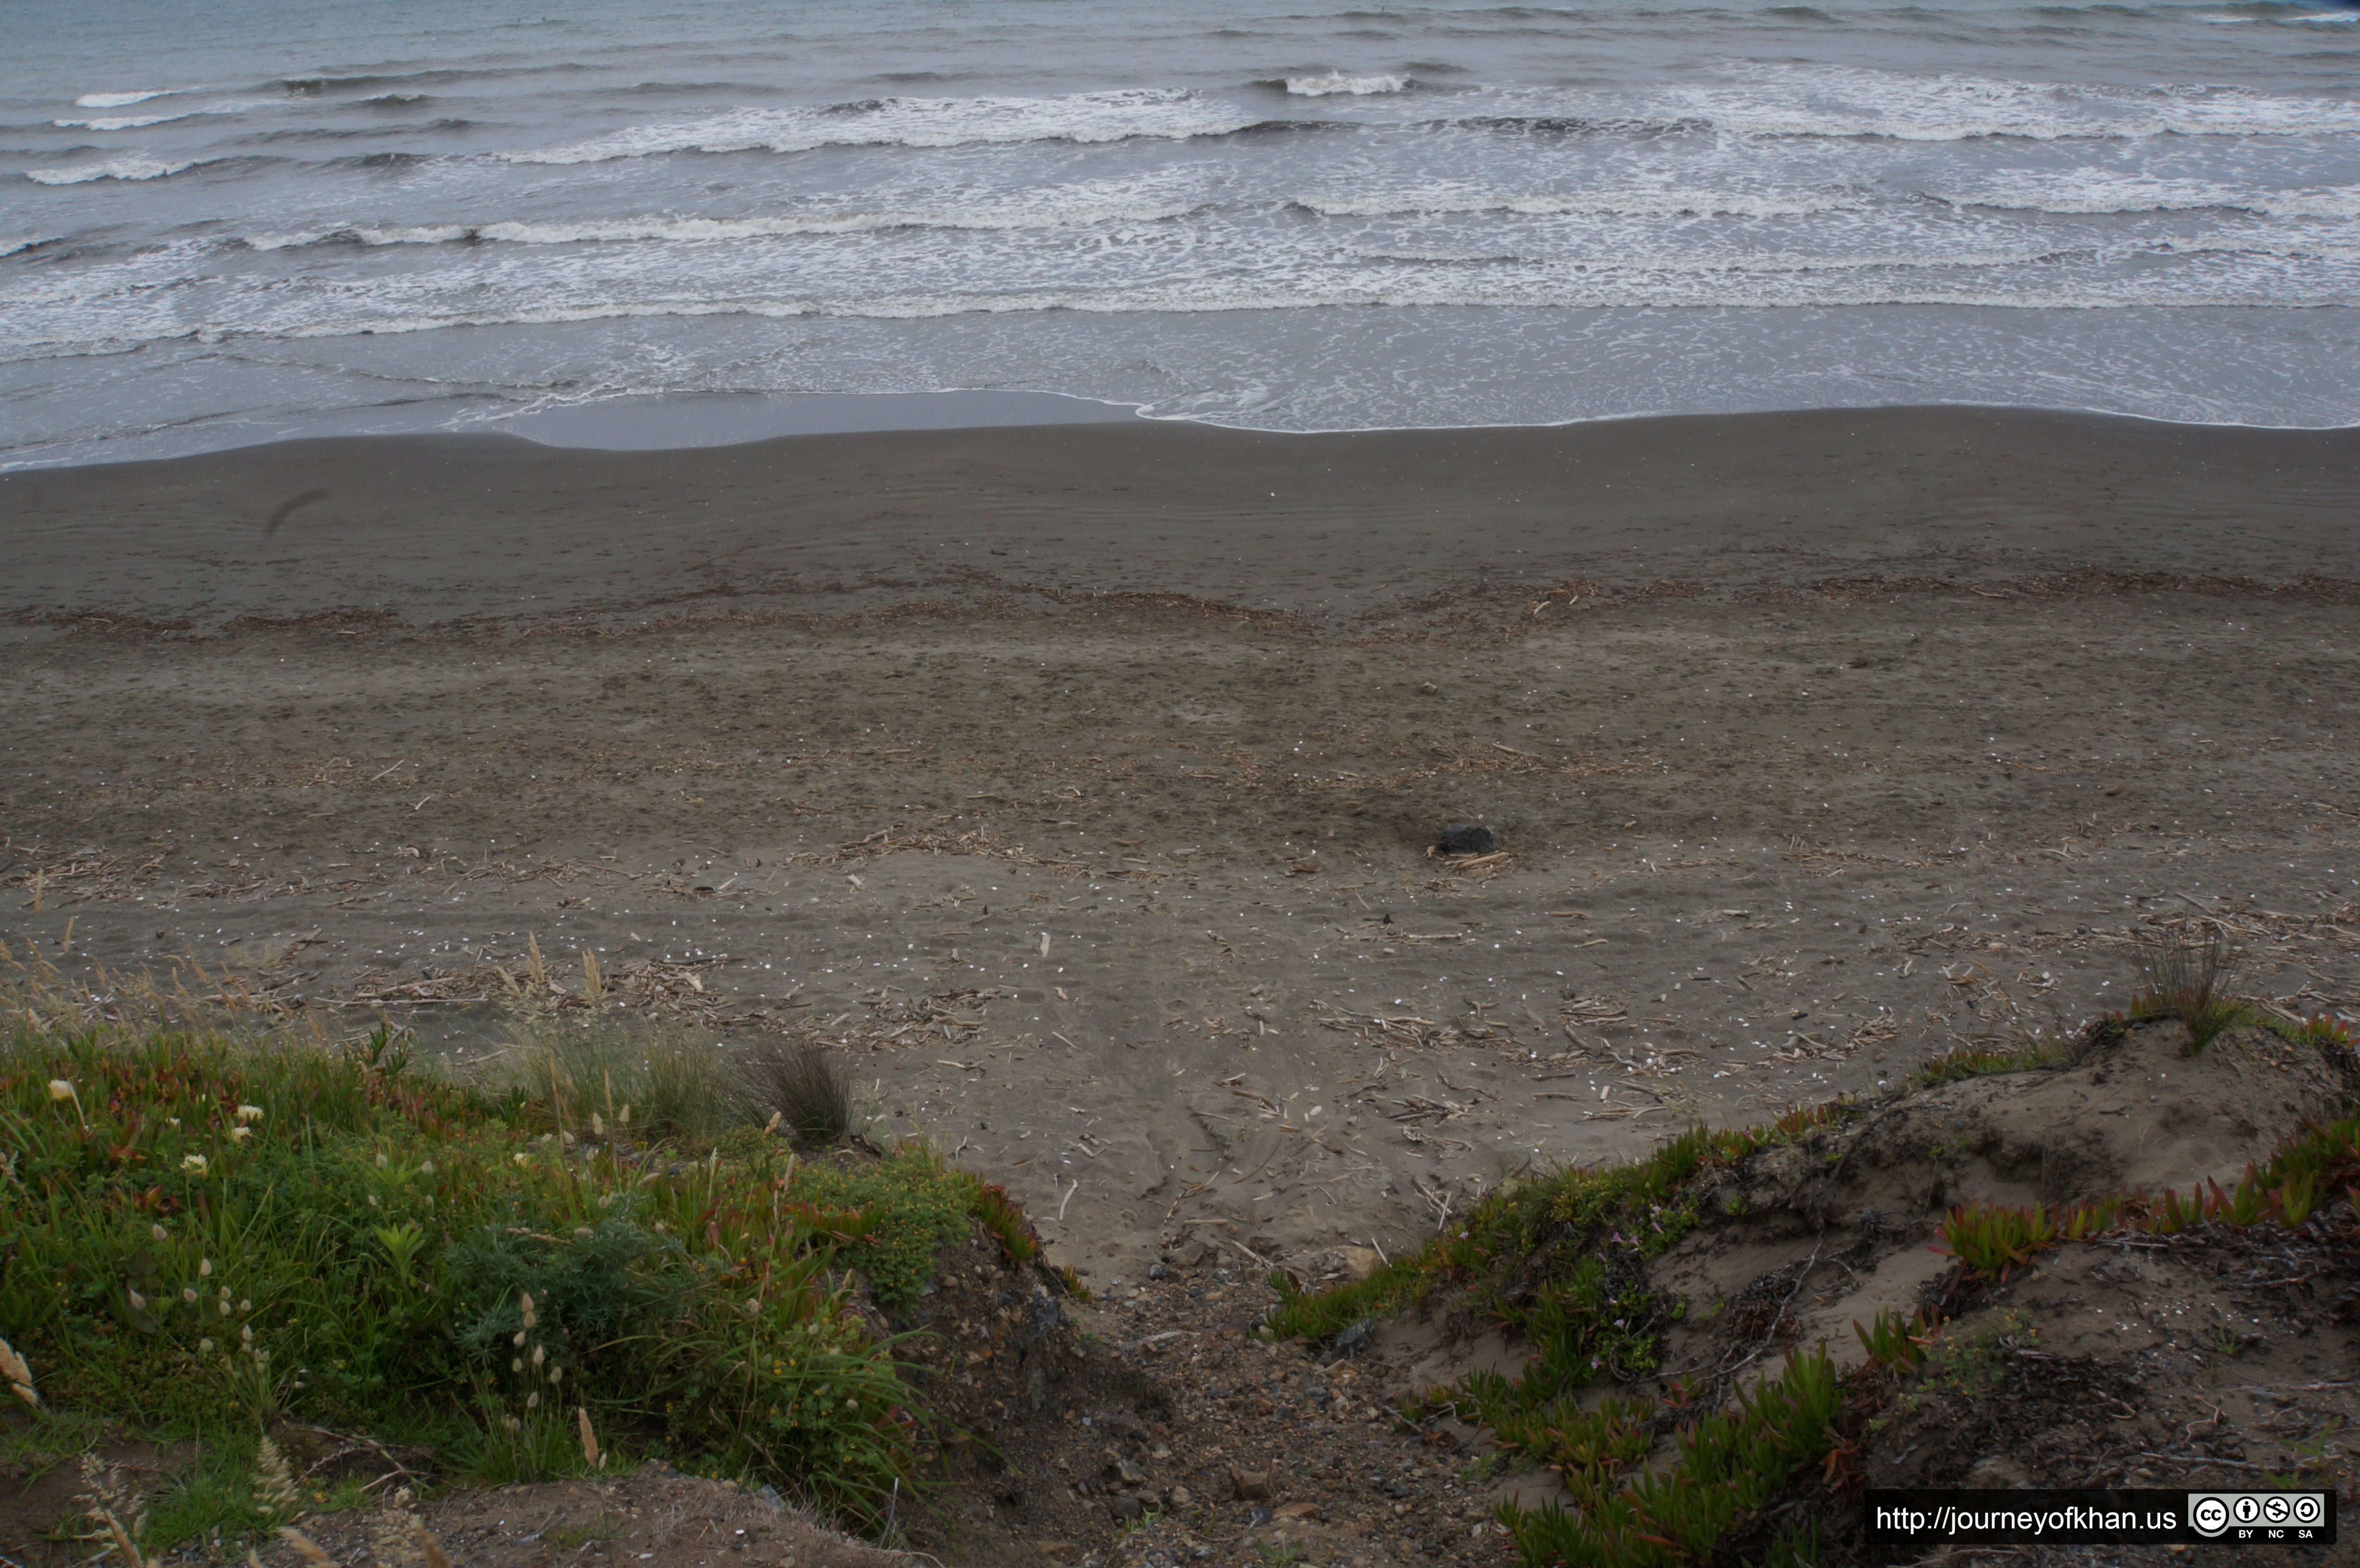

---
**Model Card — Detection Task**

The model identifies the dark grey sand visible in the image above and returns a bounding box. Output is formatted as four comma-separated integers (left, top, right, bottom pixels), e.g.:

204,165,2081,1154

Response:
8,407,2360,632
7,407,2360,1278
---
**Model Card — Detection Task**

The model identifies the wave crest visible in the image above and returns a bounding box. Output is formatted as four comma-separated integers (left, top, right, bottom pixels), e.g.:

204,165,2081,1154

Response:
1938,174,2360,219
54,112,185,130
25,157,196,185
72,89,173,109
1284,73,1410,96
232,277,2350,344
501,88,1261,164
1296,188,1852,218
52,99,263,132
239,201,1203,251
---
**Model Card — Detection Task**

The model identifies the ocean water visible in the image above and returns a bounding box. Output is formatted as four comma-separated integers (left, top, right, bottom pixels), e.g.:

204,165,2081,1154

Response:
3,0,2358,466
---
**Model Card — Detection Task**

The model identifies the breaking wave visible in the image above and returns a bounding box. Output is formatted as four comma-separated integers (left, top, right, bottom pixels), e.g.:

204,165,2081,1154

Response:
1282,74,1411,96
25,157,199,185
72,89,176,109
1295,189,1855,218
238,200,1202,251
500,88,1264,164
1936,174,2360,218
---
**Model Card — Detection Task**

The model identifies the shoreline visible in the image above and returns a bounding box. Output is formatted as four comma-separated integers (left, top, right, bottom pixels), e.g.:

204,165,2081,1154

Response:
7,404,2360,637
17,389,2360,479
0,387,1149,477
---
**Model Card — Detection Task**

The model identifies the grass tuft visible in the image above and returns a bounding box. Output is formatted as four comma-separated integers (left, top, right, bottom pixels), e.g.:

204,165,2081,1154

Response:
2128,927,2249,1053
492,1016,754,1146
744,1040,853,1147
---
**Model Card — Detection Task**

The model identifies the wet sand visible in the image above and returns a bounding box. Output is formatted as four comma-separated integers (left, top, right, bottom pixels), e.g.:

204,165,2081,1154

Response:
8,405,2360,634
7,406,2360,1281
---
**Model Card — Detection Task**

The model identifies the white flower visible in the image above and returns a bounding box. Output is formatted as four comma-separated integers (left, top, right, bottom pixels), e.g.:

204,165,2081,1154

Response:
513,1153,531,1167
182,1156,209,1174
47,1080,74,1102
230,1127,251,1143
127,1290,147,1311
150,1224,168,1242
182,1288,197,1304
235,1104,263,1124
198,1338,214,1353
198,1257,212,1276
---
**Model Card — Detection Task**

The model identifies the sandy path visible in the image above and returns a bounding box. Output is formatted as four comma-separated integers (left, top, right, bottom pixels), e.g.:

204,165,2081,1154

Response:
7,410,2360,1282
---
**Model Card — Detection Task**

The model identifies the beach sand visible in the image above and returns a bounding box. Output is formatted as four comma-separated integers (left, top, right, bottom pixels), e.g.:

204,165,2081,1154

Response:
7,405,2360,1281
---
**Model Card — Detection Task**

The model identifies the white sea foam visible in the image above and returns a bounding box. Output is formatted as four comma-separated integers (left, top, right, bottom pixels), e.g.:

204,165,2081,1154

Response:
503,88,1259,165
240,201,1202,251
53,99,262,131
1285,74,1409,96
55,113,184,130
1646,64,2360,142
2167,231,2360,263
1298,189,1853,219
25,158,197,185
72,90,174,109
240,280,2351,343
15,13,2360,449
1359,248,1526,264
1318,246,2103,278
1938,174,2360,220
12,239,2357,371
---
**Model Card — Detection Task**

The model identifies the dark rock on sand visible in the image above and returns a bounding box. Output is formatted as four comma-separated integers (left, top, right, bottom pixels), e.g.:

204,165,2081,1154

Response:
1437,823,1496,855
